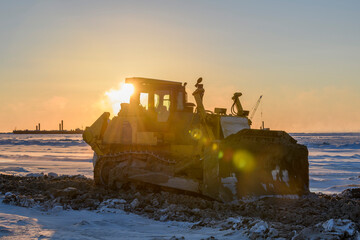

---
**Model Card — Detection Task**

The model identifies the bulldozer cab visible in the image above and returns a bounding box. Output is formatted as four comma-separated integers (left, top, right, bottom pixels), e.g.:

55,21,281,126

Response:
101,77,197,146
125,77,188,123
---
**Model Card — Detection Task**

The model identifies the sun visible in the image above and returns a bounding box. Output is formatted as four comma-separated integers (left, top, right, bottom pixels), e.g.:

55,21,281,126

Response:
105,83,134,115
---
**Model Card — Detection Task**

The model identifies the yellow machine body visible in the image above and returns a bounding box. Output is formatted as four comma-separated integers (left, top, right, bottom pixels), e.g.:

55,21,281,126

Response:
83,77,309,201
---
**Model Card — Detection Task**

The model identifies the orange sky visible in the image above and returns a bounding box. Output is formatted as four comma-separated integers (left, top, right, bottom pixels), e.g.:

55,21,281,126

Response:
1,1,359,133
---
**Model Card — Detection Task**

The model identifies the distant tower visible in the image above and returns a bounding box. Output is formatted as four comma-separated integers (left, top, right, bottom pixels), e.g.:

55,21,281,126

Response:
59,123,61,131
61,120,64,131
38,123,40,131
36,125,38,131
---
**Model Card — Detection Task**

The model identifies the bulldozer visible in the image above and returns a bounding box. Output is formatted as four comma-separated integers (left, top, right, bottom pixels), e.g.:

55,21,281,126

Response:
83,77,309,202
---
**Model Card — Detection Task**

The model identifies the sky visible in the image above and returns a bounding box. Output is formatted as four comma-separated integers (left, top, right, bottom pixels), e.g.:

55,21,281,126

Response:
0,0,359,133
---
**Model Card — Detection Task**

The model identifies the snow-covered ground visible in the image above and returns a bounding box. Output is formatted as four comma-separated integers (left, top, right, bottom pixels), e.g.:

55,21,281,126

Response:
0,196,248,240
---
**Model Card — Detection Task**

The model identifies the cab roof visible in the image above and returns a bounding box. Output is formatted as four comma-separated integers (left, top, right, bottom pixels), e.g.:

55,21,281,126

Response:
125,77,183,90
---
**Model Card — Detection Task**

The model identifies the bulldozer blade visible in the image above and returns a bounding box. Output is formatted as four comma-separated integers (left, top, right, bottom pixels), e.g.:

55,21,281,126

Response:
203,129,309,201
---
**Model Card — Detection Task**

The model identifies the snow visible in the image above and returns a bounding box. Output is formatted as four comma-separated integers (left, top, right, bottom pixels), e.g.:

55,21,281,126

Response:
271,166,280,181
0,197,248,240
0,134,93,178
321,219,357,237
249,220,268,233
25,173,44,177
0,167,28,172
48,172,58,178
221,175,238,196
291,132,360,193
281,170,289,186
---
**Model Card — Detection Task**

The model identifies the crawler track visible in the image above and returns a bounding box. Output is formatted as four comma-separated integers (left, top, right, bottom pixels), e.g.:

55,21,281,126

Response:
93,151,200,192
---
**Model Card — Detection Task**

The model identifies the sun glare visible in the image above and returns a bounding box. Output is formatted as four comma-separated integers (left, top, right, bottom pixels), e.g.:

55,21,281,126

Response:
105,83,134,115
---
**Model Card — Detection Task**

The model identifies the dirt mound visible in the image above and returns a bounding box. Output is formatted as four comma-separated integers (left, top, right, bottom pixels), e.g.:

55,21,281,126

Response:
1,174,359,239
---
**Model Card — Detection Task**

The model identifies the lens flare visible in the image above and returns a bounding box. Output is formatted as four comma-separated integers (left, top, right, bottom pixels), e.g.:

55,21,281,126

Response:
212,143,218,151
202,137,209,145
232,150,255,172
189,128,203,140
105,83,134,115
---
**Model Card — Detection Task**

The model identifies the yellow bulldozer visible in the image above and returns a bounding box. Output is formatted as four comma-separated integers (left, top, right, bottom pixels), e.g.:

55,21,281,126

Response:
83,77,309,202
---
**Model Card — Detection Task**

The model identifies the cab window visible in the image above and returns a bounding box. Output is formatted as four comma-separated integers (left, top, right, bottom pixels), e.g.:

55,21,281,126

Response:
140,93,149,110
154,90,171,122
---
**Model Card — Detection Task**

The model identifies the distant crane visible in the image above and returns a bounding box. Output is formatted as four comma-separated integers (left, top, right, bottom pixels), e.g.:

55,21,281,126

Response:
249,95,263,121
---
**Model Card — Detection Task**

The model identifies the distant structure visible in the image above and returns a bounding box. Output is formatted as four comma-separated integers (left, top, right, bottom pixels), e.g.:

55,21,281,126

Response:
13,120,83,134
58,120,64,131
